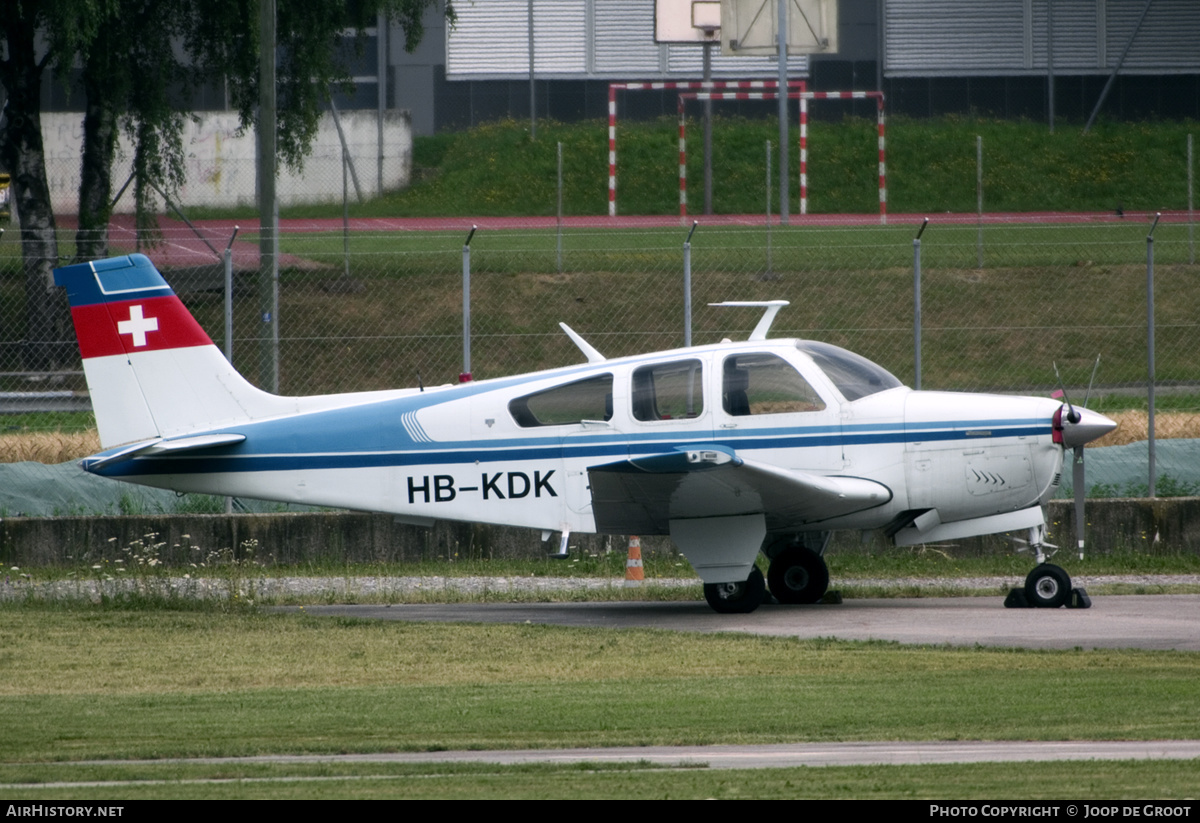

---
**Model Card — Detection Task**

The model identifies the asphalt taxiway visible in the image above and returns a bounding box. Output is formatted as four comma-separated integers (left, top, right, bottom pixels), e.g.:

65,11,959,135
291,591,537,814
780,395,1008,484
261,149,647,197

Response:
100,739,1200,771
295,593,1200,651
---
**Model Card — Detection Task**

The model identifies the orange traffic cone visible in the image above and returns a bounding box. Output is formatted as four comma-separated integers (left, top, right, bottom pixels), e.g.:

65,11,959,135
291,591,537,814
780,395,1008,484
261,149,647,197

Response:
624,535,644,587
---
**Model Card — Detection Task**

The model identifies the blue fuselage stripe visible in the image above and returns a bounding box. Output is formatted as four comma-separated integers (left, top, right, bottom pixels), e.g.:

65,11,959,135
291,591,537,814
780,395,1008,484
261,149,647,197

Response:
93,422,1052,478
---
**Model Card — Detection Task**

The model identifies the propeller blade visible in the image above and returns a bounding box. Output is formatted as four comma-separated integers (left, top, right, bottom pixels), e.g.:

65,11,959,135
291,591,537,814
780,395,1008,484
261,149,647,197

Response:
1082,355,1101,408
1056,355,1103,561
1052,361,1081,423
1074,444,1086,560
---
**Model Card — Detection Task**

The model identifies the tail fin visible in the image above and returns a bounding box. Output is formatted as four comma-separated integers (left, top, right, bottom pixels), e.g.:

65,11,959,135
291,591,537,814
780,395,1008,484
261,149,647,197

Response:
55,254,286,448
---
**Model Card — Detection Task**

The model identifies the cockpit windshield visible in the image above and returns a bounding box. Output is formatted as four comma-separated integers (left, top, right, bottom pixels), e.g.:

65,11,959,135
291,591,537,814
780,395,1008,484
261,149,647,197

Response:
795,341,904,401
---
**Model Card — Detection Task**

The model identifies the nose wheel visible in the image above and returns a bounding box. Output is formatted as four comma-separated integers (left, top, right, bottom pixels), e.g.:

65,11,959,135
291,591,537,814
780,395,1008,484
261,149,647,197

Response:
1024,563,1072,608
1005,523,1090,609
1006,562,1089,609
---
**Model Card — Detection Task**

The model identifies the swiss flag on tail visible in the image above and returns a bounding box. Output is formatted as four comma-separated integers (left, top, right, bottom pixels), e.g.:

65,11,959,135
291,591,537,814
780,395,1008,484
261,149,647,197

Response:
54,255,213,359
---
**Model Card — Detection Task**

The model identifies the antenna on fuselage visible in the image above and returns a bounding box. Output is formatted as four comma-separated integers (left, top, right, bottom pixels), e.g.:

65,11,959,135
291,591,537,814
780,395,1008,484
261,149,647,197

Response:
559,323,606,363
709,300,790,341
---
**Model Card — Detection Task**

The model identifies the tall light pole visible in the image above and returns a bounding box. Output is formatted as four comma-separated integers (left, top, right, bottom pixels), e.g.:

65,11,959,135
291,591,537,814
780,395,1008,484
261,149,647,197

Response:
777,0,789,224
257,0,279,393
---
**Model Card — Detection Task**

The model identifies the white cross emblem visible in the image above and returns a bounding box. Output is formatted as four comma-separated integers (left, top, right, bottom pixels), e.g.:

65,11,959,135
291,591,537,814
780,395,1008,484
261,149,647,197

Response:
117,304,159,347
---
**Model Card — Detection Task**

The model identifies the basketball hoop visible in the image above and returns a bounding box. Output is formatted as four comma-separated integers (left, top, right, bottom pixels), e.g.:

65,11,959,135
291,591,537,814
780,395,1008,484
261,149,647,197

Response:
692,1,721,40
657,0,722,43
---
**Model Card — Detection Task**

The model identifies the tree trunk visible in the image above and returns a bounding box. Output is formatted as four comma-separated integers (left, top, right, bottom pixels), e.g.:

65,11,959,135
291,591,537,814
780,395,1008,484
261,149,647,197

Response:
75,28,122,263
1,15,70,373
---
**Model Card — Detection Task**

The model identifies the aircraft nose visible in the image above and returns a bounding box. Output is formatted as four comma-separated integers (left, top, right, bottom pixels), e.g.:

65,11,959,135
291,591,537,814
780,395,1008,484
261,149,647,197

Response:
1060,407,1118,448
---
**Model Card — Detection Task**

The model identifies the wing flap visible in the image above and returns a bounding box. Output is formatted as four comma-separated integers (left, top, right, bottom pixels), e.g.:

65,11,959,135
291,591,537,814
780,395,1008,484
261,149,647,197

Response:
587,446,891,534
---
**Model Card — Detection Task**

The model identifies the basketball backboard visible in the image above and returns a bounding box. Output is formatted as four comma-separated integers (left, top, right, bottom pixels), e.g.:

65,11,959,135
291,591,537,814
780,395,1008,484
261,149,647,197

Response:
656,0,723,43
720,0,838,55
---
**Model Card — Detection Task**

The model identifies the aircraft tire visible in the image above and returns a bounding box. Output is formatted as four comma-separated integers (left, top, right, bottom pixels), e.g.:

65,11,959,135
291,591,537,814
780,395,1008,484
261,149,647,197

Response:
703,566,765,614
1024,563,1071,608
767,546,830,605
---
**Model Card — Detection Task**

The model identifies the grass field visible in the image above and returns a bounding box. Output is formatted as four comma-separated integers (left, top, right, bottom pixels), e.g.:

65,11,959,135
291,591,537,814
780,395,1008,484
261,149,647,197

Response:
193,219,1200,396
1,604,1198,798
370,116,1200,218
0,220,1168,398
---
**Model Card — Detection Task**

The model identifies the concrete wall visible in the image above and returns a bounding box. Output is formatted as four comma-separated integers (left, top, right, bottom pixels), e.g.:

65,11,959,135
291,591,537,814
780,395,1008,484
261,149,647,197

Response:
0,512,638,567
3,499,1199,568
41,110,412,215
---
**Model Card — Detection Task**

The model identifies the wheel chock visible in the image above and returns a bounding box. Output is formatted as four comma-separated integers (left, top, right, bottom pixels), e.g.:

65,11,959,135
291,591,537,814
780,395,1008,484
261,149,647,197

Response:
1004,587,1031,608
1005,586,1091,609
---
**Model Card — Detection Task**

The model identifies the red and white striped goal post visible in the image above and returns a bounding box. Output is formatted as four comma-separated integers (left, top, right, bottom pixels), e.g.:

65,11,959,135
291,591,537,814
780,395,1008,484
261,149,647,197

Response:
675,89,887,223
607,80,807,218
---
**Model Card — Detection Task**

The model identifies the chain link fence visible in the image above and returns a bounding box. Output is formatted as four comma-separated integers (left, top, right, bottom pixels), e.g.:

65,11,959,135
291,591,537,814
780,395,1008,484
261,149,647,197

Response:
3,214,1199,496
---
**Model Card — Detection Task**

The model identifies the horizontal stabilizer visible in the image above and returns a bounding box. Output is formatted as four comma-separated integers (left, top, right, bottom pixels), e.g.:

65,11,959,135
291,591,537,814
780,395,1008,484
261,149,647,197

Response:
81,432,246,471
80,439,164,470
144,432,247,454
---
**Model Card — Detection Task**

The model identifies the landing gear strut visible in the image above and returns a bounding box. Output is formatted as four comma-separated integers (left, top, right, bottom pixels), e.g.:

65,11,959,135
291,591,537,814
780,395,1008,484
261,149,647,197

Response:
1006,524,1089,609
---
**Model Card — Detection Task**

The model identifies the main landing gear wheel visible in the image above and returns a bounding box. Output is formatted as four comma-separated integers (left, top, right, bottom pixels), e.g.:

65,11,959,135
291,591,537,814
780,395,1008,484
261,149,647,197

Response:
1024,563,1071,609
767,546,830,605
704,566,766,614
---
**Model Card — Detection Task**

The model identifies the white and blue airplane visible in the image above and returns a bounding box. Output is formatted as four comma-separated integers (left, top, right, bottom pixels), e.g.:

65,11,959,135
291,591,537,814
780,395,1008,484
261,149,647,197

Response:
54,253,1116,614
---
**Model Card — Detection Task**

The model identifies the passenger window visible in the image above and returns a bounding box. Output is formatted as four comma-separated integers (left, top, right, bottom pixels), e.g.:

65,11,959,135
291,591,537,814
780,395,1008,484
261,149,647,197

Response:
632,360,704,421
508,374,613,427
722,354,826,416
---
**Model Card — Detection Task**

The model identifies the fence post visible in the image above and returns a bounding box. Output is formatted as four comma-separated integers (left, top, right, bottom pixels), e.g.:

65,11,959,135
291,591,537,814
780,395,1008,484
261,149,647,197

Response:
683,220,697,347
342,144,350,279
1147,213,1161,497
1189,133,1194,265
223,227,239,363
557,141,564,273
913,218,928,390
461,225,477,382
766,140,773,277
976,135,984,269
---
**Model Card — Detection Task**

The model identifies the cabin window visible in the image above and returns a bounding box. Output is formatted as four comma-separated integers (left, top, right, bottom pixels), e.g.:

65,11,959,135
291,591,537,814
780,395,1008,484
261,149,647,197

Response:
508,374,613,427
722,353,826,416
796,341,902,401
632,360,704,421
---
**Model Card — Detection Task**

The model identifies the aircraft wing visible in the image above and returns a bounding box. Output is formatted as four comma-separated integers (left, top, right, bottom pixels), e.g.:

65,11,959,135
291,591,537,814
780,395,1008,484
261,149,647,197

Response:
587,445,892,535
